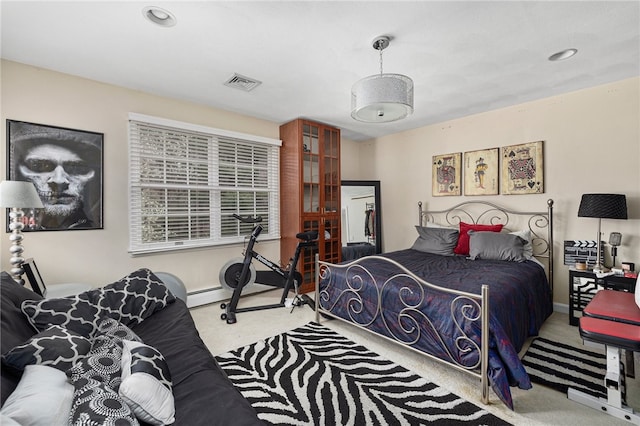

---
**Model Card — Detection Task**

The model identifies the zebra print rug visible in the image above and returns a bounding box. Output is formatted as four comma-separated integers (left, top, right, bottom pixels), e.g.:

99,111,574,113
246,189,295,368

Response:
215,322,510,425
521,337,607,398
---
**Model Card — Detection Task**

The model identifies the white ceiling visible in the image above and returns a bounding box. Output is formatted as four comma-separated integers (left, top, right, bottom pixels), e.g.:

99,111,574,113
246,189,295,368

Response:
1,1,639,141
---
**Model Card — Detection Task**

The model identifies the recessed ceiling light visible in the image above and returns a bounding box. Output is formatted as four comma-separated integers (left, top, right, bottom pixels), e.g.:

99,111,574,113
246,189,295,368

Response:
143,6,177,27
548,48,578,62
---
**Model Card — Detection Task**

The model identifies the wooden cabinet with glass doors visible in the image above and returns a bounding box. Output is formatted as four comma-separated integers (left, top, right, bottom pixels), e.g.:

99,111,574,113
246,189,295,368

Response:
280,119,341,294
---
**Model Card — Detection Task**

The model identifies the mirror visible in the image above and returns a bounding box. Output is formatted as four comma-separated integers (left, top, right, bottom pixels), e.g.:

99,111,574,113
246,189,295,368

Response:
340,180,382,257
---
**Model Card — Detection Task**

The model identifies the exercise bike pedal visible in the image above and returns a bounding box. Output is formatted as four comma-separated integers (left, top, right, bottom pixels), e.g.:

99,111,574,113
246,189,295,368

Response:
286,295,307,313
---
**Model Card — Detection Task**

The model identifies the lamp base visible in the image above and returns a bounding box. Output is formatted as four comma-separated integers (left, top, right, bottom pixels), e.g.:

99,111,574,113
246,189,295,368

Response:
8,207,26,286
592,264,609,274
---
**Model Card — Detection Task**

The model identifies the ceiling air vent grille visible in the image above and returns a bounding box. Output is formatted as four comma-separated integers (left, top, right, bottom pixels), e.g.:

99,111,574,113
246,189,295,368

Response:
224,73,262,92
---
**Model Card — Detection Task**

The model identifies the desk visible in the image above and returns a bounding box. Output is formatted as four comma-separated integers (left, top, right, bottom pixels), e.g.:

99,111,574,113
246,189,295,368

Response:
569,269,637,326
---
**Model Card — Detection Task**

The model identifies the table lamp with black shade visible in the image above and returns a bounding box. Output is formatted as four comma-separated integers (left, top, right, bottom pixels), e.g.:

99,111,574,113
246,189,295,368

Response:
577,193,627,273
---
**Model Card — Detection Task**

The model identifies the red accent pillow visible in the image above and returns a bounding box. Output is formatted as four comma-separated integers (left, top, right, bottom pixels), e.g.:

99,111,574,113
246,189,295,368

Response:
454,222,504,255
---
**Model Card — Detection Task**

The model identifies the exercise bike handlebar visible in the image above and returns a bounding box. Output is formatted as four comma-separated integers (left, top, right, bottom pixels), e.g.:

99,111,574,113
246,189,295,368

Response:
232,213,263,224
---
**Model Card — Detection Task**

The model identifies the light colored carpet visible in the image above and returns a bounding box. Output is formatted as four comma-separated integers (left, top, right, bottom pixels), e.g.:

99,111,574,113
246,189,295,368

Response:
190,290,639,426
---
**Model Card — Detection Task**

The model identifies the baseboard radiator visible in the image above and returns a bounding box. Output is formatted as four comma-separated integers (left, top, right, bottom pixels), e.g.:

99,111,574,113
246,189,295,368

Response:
186,283,274,309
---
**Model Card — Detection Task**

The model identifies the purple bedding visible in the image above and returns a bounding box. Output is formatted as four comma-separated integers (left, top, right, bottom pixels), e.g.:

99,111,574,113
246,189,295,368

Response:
318,249,553,409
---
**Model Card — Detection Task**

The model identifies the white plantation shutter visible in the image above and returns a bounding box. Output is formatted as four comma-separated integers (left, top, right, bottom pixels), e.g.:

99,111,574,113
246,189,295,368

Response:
128,113,280,255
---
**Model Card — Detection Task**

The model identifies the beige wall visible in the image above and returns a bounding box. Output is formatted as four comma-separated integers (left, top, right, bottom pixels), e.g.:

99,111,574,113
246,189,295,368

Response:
0,60,359,292
354,77,640,305
2,60,639,307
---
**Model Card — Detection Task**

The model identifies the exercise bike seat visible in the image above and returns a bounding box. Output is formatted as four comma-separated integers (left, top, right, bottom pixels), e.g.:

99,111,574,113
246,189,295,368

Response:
297,230,319,242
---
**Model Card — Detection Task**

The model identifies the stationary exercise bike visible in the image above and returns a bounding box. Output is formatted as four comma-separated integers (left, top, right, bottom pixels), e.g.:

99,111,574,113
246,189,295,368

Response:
219,214,318,324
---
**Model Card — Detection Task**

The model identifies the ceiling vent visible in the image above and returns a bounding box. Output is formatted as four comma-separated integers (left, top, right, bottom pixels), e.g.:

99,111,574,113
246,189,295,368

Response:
224,73,262,92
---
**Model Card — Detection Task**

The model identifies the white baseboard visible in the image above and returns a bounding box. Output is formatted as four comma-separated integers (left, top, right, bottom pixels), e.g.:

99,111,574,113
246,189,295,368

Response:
553,302,569,314
186,283,274,308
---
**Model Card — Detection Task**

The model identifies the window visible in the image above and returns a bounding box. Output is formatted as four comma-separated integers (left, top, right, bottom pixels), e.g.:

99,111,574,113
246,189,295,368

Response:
128,113,280,255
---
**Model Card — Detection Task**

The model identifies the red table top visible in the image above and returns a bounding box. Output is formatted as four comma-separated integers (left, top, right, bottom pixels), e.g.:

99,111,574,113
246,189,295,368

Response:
580,316,640,352
584,290,640,325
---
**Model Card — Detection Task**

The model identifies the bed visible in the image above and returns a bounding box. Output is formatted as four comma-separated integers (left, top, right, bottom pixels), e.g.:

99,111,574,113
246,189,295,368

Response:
314,199,554,410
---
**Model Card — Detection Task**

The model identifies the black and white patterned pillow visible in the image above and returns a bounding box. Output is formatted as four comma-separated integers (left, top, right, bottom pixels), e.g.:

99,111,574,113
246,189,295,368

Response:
67,337,123,391
21,291,102,337
68,376,139,426
97,318,142,343
119,340,174,425
21,269,175,337
97,268,176,326
1,325,91,372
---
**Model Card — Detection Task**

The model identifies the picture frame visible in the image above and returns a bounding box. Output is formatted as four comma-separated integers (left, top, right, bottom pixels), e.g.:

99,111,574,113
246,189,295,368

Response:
432,152,461,196
500,141,544,195
6,120,104,231
23,258,46,297
463,148,499,196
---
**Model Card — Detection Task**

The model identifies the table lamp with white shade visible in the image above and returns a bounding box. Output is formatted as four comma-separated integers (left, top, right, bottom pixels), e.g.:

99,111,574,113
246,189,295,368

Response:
0,180,43,285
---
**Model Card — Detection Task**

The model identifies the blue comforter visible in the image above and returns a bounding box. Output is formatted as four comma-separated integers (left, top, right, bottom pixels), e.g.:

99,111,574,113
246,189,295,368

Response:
318,249,553,409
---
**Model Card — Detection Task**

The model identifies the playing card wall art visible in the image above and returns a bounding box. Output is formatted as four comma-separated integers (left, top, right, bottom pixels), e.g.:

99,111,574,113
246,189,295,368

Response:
432,152,461,196
463,148,499,196
500,141,544,195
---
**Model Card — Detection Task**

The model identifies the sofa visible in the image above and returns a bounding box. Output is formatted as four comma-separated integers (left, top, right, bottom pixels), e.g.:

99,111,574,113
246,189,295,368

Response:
0,269,264,425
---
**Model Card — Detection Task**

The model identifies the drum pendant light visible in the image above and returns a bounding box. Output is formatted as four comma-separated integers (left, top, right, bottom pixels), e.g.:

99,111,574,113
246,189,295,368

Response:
351,36,414,123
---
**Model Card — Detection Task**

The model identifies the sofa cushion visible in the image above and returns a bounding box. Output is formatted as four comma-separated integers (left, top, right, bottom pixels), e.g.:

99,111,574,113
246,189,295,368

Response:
120,340,175,425
1,272,43,405
1,325,91,372
1,272,42,351
21,268,176,337
131,299,264,425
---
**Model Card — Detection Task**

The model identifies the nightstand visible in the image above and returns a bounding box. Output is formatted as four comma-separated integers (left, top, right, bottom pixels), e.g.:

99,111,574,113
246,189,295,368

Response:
569,269,636,326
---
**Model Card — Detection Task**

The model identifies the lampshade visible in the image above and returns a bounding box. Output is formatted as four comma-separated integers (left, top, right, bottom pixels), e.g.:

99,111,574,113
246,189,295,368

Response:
0,181,44,208
351,74,414,122
577,194,627,219
351,36,414,123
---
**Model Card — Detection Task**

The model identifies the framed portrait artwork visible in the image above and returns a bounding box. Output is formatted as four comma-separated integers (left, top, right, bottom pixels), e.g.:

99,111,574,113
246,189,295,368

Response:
500,141,544,195
6,120,104,231
432,152,461,196
463,148,499,196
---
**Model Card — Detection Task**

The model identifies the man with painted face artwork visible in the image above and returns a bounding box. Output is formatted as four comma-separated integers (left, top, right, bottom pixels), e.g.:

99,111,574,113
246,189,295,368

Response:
9,122,102,230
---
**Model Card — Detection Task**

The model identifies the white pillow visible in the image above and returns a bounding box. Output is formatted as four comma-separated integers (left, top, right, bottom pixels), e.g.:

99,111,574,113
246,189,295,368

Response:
425,221,456,230
119,340,175,425
0,364,74,426
0,414,21,426
509,229,534,260
634,276,640,310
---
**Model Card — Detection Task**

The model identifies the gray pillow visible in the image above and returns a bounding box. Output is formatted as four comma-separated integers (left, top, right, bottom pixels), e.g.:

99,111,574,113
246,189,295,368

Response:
509,229,534,260
411,226,459,256
468,231,527,262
